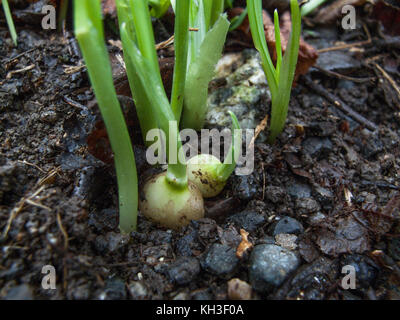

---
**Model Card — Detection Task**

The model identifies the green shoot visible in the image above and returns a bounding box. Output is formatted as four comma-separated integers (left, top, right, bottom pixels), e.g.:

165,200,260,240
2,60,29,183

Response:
300,0,329,17
2,0,17,46
204,0,224,31
225,0,235,9
149,0,171,18
74,0,138,233
177,0,230,130
229,7,247,32
247,0,301,143
181,13,230,130
218,111,241,181
118,0,189,189
170,0,190,122
187,111,242,198
119,1,205,229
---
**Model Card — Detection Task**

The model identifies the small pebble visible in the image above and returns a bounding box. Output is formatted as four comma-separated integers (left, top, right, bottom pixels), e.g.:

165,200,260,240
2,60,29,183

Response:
273,217,304,236
4,284,34,300
295,198,321,214
128,281,148,299
227,278,252,300
249,244,300,293
302,137,333,159
166,257,200,285
287,181,312,199
201,243,239,277
275,233,298,251
226,210,265,232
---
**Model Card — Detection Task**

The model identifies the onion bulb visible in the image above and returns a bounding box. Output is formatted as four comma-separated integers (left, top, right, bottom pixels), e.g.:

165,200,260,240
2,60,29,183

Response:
187,154,226,198
140,172,205,229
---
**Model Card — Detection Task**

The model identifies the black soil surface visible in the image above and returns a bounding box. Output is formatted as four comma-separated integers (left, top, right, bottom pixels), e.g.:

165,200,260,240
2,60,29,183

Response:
1,3,400,300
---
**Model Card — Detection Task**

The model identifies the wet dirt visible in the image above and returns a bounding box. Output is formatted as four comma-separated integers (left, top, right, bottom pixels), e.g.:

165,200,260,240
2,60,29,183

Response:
0,6,400,300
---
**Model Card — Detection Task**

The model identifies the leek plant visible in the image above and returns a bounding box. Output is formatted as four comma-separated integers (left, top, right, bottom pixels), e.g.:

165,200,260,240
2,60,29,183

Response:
74,0,138,233
247,0,301,143
172,0,230,130
116,0,205,229
116,0,241,226
75,0,242,230
2,0,17,46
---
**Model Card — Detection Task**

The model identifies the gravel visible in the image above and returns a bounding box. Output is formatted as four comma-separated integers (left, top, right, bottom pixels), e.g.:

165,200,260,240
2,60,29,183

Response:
166,257,201,285
201,243,239,277
249,244,300,293
273,217,304,236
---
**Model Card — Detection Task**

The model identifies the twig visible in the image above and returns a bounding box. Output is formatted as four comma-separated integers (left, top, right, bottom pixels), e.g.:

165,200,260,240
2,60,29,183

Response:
155,35,175,50
248,115,268,151
317,23,372,54
1,185,47,241
374,63,400,106
17,160,46,174
155,28,199,51
317,39,371,53
63,96,86,110
313,65,374,83
57,212,69,292
2,47,37,64
302,76,378,131
56,212,69,251
37,167,61,186
6,64,35,79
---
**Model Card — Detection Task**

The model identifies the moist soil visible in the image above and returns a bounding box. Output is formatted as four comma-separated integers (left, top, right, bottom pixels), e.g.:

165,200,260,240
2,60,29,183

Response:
0,4,400,300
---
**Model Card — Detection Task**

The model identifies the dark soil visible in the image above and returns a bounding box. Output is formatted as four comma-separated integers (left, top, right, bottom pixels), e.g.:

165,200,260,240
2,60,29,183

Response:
1,3,399,300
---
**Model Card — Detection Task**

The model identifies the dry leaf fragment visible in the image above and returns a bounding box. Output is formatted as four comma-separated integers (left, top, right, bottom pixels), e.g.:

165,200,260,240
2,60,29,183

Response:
314,0,367,25
236,229,253,258
373,0,400,36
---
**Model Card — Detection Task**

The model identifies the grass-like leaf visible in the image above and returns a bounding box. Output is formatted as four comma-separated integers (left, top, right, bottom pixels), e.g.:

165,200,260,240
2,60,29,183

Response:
74,0,138,233
181,13,230,130
2,0,17,46
247,0,301,143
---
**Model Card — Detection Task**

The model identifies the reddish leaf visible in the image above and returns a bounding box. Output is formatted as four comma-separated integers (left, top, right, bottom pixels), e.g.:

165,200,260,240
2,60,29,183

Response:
373,0,400,36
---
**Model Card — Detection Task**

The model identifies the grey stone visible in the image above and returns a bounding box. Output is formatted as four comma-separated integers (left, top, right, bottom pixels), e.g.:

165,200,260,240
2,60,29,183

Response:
205,50,270,137
295,198,321,214
302,137,333,159
128,281,148,299
233,174,259,201
98,278,127,300
249,244,300,293
201,244,239,277
166,257,200,285
388,237,400,261
226,210,265,232
265,186,286,204
287,181,312,199
4,284,34,300
308,212,326,226
273,217,304,236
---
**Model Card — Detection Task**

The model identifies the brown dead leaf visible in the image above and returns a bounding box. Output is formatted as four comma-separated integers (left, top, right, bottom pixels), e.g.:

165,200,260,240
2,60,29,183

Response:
381,191,400,220
373,0,400,36
102,0,117,17
316,216,370,257
314,0,367,25
228,7,318,81
236,229,253,259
